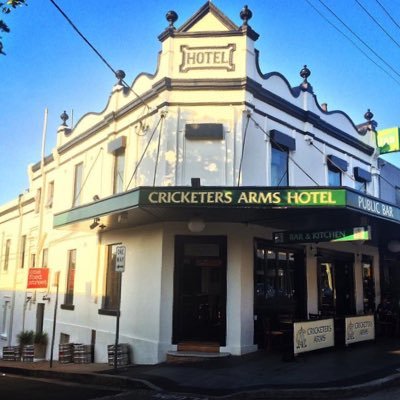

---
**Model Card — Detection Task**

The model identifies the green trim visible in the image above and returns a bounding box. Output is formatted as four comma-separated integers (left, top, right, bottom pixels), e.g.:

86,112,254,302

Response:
53,189,140,228
53,186,400,229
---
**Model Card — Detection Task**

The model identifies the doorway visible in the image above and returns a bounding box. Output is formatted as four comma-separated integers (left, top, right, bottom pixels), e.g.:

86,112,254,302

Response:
318,253,355,316
173,236,227,345
36,303,45,333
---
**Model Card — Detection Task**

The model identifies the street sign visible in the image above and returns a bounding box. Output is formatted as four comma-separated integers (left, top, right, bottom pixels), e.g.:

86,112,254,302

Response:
115,245,126,272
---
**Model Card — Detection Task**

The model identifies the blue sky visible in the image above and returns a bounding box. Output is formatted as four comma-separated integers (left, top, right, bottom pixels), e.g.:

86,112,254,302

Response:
1,0,400,204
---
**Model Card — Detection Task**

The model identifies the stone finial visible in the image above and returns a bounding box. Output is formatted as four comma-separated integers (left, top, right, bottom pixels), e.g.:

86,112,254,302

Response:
364,109,373,121
300,65,311,83
300,65,313,92
240,5,253,26
166,10,178,29
60,111,69,126
115,69,126,85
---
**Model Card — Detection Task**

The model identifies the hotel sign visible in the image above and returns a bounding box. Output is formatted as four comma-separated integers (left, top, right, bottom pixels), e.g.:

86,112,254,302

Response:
273,226,371,244
293,318,334,354
345,315,375,345
142,188,346,208
140,188,400,224
180,44,236,72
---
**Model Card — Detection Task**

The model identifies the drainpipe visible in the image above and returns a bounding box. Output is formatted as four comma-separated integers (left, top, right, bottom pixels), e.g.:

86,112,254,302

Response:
8,193,24,346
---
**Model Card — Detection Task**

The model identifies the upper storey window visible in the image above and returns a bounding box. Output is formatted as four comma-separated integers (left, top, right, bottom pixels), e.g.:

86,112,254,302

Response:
327,155,348,187
113,149,125,194
270,130,296,187
108,136,126,195
271,146,288,186
354,167,371,194
72,162,83,207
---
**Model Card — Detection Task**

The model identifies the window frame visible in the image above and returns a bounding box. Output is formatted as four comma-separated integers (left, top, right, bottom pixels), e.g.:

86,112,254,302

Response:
113,149,125,194
3,239,10,272
72,162,83,207
63,249,76,308
100,243,122,314
271,144,289,187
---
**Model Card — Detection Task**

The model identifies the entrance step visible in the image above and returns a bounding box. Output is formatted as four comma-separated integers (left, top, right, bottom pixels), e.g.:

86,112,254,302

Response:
177,341,220,353
166,350,231,364
167,341,230,363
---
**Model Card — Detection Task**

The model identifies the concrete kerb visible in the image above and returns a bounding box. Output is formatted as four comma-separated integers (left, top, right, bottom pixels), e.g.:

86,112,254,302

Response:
1,364,400,399
0,365,160,392
217,373,400,400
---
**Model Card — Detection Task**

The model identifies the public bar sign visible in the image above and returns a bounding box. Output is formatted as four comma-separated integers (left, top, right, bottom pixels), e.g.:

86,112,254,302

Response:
27,268,49,289
345,315,375,345
293,319,334,354
273,226,371,244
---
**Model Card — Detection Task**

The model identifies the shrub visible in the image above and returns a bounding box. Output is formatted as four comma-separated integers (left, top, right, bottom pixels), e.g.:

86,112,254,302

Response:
34,331,48,346
17,330,34,346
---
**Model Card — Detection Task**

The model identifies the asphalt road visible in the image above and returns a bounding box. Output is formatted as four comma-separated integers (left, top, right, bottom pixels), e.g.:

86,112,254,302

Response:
0,373,121,400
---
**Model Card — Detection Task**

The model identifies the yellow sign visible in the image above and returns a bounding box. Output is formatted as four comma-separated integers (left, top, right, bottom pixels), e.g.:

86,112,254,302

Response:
377,127,400,154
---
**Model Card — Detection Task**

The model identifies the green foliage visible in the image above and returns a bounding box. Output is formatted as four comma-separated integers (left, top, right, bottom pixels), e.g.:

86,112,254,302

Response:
17,329,34,346
34,331,48,345
0,0,27,55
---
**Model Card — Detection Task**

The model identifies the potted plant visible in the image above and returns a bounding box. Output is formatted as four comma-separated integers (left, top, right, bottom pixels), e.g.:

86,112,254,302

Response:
17,330,34,361
17,330,34,348
34,331,48,359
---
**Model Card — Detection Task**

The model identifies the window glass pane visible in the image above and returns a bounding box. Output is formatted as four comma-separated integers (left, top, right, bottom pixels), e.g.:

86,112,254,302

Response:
396,187,400,206
4,239,10,272
355,180,366,193
113,150,125,194
103,244,121,310
254,244,295,306
20,235,26,269
328,169,341,186
362,257,375,314
271,146,288,186
47,181,54,208
319,263,334,312
65,249,76,305
73,163,83,207
42,248,48,268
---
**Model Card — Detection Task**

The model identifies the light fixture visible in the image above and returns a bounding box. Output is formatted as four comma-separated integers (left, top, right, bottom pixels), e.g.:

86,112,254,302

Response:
388,240,400,253
93,195,100,201
118,212,128,223
42,295,51,302
90,218,100,230
191,178,201,188
188,217,205,233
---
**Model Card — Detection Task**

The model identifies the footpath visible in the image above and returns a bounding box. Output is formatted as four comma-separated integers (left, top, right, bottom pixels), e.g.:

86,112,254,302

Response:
2,337,400,399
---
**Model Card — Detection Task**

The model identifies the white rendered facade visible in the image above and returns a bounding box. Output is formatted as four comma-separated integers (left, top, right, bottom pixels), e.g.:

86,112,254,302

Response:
0,3,394,364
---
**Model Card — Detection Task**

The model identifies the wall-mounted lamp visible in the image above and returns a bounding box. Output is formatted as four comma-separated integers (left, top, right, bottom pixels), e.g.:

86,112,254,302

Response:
90,218,100,230
188,217,206,233
42,295,51,302
93,195,100,201
118,212,128,223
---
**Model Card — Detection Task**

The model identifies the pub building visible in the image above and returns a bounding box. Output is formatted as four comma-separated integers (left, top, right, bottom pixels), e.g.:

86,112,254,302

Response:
1,2,400,364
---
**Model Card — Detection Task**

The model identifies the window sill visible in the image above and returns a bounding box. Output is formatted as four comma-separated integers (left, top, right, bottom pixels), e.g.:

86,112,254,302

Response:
98,308,119,316
60,304,75,311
